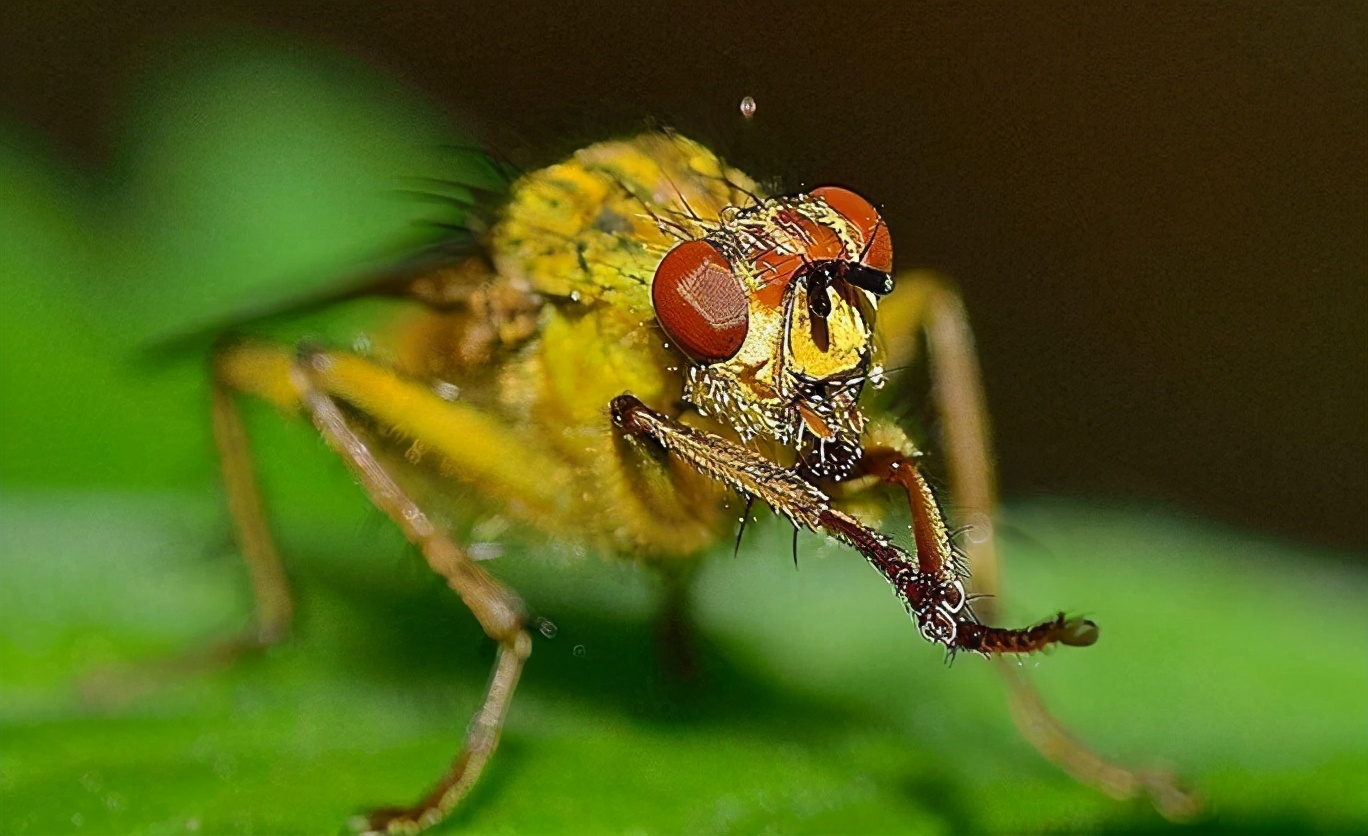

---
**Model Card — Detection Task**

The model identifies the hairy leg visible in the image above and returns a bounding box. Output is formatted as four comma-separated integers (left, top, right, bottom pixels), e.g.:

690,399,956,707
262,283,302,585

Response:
611,395,1094,657
78,355,296,704
211,367,295,648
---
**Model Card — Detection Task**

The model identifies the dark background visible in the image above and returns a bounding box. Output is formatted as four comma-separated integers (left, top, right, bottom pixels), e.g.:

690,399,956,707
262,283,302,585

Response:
2,2,1364,550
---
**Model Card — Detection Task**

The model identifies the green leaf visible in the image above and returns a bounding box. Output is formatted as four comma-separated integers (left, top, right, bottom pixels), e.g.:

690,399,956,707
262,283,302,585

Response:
1,495,1365,834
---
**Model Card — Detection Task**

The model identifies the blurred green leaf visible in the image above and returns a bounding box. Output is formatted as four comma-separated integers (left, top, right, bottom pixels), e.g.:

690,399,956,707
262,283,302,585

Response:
0,37,489,494
103,37,492,345
1,496,1365,834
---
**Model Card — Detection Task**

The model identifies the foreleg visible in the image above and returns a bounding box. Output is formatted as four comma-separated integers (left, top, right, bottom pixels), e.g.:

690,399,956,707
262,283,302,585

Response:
611,395,1094,657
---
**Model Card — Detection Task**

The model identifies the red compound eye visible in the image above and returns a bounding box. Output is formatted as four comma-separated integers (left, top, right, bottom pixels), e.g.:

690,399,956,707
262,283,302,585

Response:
652,240,749,363
811,186,893,273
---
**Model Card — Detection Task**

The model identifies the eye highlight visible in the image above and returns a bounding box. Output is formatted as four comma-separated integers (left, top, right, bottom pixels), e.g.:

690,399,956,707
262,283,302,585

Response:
811,186,893,273
651,240,749,364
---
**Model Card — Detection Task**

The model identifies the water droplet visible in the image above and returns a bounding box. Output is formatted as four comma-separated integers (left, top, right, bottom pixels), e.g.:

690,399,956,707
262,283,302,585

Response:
739,95,757,120
573,644,586,658
537,619,558,638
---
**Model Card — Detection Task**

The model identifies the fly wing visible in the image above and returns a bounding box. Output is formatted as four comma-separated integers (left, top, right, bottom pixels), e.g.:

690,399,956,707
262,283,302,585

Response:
136,145,513,359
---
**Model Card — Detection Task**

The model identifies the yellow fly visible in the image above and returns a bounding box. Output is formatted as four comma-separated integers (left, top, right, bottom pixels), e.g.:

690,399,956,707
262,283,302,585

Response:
198,131,1195,832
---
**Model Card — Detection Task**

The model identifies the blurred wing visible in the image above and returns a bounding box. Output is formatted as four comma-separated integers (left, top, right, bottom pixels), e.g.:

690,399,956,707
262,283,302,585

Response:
140,149,513,359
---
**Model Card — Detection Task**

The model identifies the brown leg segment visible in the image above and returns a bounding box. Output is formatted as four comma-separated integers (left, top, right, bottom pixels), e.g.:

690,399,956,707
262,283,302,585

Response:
77,361,296,705
211,373,295,648
654,563,701,681
611,395,1094,658
879,273,1200,818
286,356,533,835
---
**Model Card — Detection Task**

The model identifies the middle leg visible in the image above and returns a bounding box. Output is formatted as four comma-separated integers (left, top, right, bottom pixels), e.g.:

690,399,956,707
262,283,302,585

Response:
284,352,534,834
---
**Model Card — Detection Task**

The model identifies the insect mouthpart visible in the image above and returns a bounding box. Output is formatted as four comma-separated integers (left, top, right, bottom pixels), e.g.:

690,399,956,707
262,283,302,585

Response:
791,373,868,481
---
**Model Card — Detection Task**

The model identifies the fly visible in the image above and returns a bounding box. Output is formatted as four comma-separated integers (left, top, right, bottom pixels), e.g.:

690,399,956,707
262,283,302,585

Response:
141,131,1195,831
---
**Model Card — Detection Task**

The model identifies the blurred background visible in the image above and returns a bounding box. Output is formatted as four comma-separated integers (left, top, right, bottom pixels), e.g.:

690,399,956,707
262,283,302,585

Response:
3,1,1365,549
1,3,1365,835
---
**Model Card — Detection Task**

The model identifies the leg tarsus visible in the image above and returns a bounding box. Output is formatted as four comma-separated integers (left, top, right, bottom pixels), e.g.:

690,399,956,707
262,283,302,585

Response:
79,625,286,707
1000,661,1203,820
361,632,532,835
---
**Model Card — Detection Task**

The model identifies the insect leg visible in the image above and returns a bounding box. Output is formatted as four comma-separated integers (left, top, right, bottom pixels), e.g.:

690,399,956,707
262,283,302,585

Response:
211,362,295,648
79,348,300,703
875,271,1200,818
655,562,700,681
611,395,1092,657
873,273,999,602
287,352,532,835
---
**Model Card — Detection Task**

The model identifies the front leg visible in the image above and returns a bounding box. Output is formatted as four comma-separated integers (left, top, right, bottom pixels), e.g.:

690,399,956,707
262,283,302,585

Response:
611,395,1096,657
